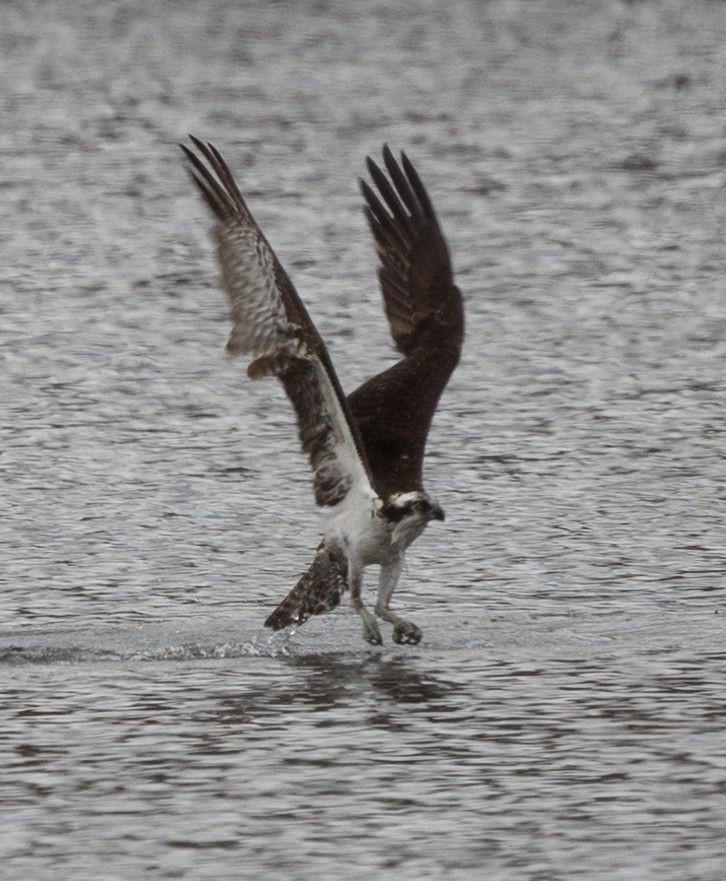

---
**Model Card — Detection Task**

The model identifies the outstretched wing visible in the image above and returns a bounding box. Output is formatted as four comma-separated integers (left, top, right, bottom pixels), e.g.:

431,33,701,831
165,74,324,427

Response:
350,146,464,497
181,136,373,507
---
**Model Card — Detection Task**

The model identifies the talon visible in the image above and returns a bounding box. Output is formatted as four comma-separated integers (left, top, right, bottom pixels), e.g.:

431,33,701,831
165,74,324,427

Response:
365,627,383,646
359,608,383,645
392,622,422,645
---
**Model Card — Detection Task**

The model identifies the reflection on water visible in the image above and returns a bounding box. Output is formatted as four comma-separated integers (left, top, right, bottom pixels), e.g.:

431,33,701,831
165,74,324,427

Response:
3,623,726,880
3,0,726,878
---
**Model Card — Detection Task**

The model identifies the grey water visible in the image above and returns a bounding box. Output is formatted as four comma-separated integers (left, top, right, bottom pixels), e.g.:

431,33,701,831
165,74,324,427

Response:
2,2,726,879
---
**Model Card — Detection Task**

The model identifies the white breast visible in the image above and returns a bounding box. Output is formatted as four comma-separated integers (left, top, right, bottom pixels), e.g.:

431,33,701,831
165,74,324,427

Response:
326,486,394,568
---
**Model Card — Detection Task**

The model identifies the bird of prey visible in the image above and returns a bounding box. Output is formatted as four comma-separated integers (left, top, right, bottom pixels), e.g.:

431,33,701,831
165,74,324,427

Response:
181,136,464,645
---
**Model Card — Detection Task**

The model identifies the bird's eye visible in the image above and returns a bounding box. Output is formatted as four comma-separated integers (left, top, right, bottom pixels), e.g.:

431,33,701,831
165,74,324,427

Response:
414,501,426,512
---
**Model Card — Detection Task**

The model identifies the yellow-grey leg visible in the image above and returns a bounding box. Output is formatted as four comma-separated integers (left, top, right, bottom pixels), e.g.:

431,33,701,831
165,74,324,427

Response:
375,560,422,645
349,565,382,645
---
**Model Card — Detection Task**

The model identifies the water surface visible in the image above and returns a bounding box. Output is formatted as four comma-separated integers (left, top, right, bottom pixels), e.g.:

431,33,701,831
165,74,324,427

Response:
2,2,726,879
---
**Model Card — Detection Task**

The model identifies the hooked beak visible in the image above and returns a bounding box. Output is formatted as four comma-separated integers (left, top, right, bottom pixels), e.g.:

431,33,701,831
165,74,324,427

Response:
429,504,445,522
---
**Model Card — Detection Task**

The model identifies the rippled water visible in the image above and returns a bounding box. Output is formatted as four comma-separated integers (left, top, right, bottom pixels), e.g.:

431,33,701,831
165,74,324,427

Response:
2,1,726,879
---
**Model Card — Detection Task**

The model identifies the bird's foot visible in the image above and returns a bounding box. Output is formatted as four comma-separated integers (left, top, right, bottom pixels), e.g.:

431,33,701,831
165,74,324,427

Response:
392,620,422,645
359,608,383,645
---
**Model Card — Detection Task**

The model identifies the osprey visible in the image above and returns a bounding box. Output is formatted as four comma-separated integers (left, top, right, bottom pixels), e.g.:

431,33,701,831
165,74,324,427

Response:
181,137,464,645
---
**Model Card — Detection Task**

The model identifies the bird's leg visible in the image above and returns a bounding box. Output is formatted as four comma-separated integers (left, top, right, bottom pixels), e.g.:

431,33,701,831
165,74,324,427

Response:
348,563,382,645
375,559,422,645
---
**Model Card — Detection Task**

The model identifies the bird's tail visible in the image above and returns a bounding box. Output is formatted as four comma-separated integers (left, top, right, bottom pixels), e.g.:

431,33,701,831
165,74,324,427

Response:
264,542,348,631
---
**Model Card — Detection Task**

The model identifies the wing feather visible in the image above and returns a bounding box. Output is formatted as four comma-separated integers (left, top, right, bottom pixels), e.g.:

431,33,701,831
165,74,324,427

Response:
182,136,374,507
349,146,464,497
360,145,464,357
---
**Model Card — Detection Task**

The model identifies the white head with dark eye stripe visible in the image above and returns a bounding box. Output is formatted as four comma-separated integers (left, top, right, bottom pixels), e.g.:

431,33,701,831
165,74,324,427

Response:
381,491,445,548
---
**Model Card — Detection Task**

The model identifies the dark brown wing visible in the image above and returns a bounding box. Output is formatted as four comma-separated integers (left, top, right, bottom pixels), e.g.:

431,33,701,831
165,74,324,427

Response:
181,136,374,507
349,146,464,497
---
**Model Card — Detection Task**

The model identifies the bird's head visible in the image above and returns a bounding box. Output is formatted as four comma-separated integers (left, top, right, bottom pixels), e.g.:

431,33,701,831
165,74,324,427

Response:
381,491,445,547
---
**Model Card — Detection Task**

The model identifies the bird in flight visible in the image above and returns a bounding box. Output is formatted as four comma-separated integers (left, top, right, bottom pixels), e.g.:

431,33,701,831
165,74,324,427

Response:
181,136,464,644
